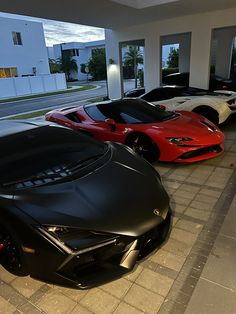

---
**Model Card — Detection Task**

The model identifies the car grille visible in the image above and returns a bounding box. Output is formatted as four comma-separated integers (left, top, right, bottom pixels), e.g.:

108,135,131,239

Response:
179,145,222,160
138,210,172,258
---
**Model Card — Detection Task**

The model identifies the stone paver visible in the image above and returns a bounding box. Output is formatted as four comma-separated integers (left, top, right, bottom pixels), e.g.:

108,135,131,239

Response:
35,289,77,314
124,283,164,313
136,268,174,297
11,276,44,299
80,288,120,314
0,120,236,313
113,301,144,314
0,295,16,313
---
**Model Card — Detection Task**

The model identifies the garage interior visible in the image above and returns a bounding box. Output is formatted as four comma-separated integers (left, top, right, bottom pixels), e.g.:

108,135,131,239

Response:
0,1,236,313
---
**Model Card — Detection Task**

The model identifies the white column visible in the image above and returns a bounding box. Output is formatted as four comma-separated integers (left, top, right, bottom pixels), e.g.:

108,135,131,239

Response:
105,29,122,99
189,26,212,89
144,34,161,91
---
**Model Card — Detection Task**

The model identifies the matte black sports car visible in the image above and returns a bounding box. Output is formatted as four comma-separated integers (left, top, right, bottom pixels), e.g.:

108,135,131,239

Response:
0,120,171,288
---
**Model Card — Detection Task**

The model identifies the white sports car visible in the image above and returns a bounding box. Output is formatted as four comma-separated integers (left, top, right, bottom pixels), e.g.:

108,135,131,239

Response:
140,86,236,124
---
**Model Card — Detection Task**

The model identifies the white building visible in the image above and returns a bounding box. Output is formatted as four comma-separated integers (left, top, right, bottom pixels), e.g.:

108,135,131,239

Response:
49,40,105,80
1,1,236,99
0,16,50,77
0,16,66,98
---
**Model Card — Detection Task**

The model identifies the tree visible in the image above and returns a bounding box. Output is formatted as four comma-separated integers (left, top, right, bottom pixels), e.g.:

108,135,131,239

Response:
123,46,143,88
87,48,107,80
58,53,78,81
167,47,179,69
48,58,61,74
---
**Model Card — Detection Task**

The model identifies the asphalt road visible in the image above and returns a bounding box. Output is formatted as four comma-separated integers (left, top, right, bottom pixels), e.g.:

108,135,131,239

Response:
0,82,108,118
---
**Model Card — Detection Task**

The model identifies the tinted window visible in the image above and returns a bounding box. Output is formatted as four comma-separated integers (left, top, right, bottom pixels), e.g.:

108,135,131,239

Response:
85,99,177,124
141,87,181,102
66,112,81,123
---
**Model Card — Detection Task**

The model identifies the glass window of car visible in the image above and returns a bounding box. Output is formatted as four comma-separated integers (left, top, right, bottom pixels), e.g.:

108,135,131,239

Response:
85,99,177,124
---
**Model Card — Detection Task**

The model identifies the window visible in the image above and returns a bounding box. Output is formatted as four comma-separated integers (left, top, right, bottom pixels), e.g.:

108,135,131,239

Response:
0,68,18,78
12,32,22,45
62,49,79,58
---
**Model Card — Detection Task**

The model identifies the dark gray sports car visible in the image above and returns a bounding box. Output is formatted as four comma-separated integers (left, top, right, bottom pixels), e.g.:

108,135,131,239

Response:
0,120,171,288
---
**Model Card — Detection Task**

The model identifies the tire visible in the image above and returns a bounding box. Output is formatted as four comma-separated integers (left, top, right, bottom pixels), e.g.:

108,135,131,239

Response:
126,133,160,162
193,106,219,125
0,225,29,276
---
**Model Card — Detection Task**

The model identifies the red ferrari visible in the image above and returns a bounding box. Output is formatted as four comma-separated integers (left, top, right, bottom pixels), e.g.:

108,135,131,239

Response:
45,98,224,163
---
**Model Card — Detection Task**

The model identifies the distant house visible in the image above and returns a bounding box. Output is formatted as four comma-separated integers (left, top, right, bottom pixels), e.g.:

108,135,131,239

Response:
49,40,105,80
0,16,66,99
0,16,50,77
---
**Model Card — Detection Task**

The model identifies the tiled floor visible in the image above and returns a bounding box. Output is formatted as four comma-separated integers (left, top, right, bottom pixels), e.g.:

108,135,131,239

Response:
0,118,236,313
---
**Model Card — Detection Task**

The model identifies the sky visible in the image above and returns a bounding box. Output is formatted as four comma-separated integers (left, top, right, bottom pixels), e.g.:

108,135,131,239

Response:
0,12,105,46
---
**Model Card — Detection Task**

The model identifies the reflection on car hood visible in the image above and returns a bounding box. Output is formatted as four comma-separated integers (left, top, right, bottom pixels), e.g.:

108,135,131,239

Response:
13,143,169,237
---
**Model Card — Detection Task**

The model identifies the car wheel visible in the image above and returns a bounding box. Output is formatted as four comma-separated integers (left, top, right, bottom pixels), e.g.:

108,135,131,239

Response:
127,133,160,162
193,106,219,125
0,225,29,276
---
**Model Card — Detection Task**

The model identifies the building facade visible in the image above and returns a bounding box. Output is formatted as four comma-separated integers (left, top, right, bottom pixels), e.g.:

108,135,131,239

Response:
50,40,105,80
0,16,50,78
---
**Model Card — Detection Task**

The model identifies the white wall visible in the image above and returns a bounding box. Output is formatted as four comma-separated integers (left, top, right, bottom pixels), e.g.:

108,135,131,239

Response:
0,74,66,99
0,16,50,76
105,7,236,98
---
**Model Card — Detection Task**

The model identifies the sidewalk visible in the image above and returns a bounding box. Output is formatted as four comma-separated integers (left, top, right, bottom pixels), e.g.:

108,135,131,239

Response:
0,118,235,313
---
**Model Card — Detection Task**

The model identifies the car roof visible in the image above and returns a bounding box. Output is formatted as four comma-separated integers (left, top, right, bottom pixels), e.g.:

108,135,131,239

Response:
84,98,147,109
0,120,50,138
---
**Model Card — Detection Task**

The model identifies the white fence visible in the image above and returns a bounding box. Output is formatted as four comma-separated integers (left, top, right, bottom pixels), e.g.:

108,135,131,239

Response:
0,73,67,99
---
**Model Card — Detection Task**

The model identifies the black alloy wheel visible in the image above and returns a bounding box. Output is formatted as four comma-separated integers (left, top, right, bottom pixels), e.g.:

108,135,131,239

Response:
0,227,28,276
127,134,160,162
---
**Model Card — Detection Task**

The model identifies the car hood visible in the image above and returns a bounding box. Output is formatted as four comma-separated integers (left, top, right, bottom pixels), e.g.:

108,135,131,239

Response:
13,143,169,237
145,113,224,144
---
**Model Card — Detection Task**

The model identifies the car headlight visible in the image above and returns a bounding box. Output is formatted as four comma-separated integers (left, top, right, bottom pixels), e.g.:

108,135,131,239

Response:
166,137,193,146
38,225,119,255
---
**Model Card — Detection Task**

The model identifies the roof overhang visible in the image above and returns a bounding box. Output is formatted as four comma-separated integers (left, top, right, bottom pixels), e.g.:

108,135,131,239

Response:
0,0,236,29
111,0,179,9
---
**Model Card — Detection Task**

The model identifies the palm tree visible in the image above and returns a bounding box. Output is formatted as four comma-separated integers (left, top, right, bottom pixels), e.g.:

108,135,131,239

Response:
124,46,143,88
58,53,78,81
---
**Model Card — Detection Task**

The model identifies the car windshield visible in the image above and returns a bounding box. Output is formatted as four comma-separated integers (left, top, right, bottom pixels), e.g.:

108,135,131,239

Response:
0,125,107,188
85,99,177,124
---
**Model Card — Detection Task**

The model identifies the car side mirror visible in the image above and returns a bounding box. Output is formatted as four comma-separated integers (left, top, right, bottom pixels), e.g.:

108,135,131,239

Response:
105,118,116,131
158,105,166,111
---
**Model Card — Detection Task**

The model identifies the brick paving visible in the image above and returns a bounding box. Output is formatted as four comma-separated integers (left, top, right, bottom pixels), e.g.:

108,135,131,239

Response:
0,118,236,313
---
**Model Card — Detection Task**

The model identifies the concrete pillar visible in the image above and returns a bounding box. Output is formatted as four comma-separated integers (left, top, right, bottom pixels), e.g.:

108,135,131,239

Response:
214,28,235,79
144,34,161,91
189,26,212,89
105,29,122,99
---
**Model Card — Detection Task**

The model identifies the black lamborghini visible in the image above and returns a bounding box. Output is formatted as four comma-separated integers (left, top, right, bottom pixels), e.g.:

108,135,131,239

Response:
0,120,171,288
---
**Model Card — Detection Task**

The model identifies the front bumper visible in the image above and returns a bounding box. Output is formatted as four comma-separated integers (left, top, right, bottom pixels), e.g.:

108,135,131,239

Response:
32,209,172,289
159,142,224,163
174,142,224,163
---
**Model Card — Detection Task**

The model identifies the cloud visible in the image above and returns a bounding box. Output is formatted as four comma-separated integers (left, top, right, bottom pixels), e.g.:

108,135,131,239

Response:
0,11,105,46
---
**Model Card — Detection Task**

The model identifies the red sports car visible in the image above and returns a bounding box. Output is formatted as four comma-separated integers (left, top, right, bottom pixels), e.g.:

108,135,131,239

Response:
45,98,224,163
